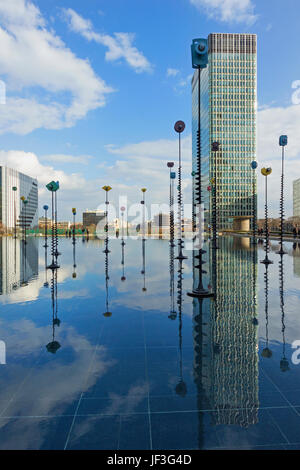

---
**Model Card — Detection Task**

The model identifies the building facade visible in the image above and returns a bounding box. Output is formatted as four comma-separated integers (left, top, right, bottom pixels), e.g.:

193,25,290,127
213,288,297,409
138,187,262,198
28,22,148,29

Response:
0,166,38,230
293,178,300,218
192,33,257,229
82,210,105,228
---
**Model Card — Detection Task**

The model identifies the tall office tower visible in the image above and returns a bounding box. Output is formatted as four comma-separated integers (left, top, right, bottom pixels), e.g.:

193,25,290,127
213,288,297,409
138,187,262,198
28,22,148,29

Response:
192,33,257,230
0,166,38,230
293,178,300,218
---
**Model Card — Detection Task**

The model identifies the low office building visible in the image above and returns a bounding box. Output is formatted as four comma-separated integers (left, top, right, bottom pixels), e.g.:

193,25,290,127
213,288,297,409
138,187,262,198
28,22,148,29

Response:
82,210,105,228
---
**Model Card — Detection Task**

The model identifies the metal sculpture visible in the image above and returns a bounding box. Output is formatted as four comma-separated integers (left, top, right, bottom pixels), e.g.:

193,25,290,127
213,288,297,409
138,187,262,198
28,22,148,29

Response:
167,163,176,248
72,208,76,245
174,121,187,260
251,161,258,245
260,168,273,265
120,206,126,282
43,205,49,248
46,181,60,270
188,38,213,298
12,186,17,239
277,135,288,255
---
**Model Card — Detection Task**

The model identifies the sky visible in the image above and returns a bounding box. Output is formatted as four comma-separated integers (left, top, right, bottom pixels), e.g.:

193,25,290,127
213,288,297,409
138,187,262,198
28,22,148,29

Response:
0,0,300,221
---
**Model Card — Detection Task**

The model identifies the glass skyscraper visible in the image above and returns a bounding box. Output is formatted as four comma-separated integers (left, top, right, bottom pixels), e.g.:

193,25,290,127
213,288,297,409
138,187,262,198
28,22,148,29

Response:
192,33,257,230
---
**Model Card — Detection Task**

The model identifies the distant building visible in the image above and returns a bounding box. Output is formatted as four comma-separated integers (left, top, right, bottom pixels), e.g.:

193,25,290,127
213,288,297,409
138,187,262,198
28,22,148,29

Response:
0,166,38,230
153,213,170,227
293,178,300,217
82,210,105,228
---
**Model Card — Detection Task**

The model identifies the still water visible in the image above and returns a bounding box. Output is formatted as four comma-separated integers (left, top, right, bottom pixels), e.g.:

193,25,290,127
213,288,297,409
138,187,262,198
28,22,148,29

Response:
0,235,300,450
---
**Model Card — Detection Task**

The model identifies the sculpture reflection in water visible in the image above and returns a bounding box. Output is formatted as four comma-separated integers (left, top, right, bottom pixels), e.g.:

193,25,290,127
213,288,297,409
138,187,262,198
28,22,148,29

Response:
192,237,259,447
175,258,187,397
279,253,289,372
262,252,272,359
120,206,126,282
141,235,147,293
0,237,38,295
44,240,49,288
72,240,77,279
46,265,61,354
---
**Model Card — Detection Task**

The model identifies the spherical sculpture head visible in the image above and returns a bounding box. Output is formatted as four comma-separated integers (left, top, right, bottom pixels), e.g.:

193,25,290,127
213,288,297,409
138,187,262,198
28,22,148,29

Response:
72,208,76,215
262,347,272,358
279,135,288,147
251,161,258,170
261,167,272,176
43,205,49,211
167,162,174,168
174,120,185,134
12,186,17,191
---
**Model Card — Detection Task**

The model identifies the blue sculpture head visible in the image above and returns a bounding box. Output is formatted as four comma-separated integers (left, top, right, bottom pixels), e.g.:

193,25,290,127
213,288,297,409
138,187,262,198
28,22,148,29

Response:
279,135,288,147
170,172,176,179
251,161,258,170
43,205,49,211
191,38,208,69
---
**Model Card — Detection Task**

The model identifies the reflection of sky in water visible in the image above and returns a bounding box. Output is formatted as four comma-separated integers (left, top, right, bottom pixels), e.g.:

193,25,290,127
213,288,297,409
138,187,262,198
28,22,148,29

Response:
0,237,299,449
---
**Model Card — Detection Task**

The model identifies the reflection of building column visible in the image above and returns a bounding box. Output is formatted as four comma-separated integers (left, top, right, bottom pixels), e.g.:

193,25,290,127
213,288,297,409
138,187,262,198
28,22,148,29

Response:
46,267,61,354
193,237,259,442
279,254,289,372
0,238,38,294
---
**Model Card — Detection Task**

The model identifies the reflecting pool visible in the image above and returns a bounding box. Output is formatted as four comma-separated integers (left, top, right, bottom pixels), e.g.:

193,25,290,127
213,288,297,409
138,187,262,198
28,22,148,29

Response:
0,235,300,450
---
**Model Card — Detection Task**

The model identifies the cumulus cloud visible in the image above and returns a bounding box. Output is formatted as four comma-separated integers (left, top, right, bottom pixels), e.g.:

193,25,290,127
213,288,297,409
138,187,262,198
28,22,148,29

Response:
166,68,179,77
190,0,257,24
0,0,114,134
63,8,152,73
41,154,93,165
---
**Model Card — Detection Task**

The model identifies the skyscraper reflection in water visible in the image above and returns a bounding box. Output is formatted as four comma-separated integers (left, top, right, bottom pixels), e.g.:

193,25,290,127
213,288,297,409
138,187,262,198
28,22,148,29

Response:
192,236,259,442
0,237,38,294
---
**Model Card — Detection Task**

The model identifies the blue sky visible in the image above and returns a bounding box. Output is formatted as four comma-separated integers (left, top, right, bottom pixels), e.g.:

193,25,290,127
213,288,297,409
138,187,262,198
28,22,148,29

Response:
0,0,300,220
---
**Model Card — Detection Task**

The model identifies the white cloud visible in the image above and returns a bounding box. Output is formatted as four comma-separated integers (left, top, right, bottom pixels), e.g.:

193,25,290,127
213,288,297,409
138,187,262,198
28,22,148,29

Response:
167,68,179,77
257,103,300,217
0,0,114,134
106,135,192,161
41,154,93,165
63,8,152,73
190,0,257,24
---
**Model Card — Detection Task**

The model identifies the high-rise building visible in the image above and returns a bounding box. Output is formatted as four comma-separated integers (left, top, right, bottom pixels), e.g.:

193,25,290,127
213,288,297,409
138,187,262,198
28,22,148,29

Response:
192,33,257,229
293,178,300,218
0,166,38,230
